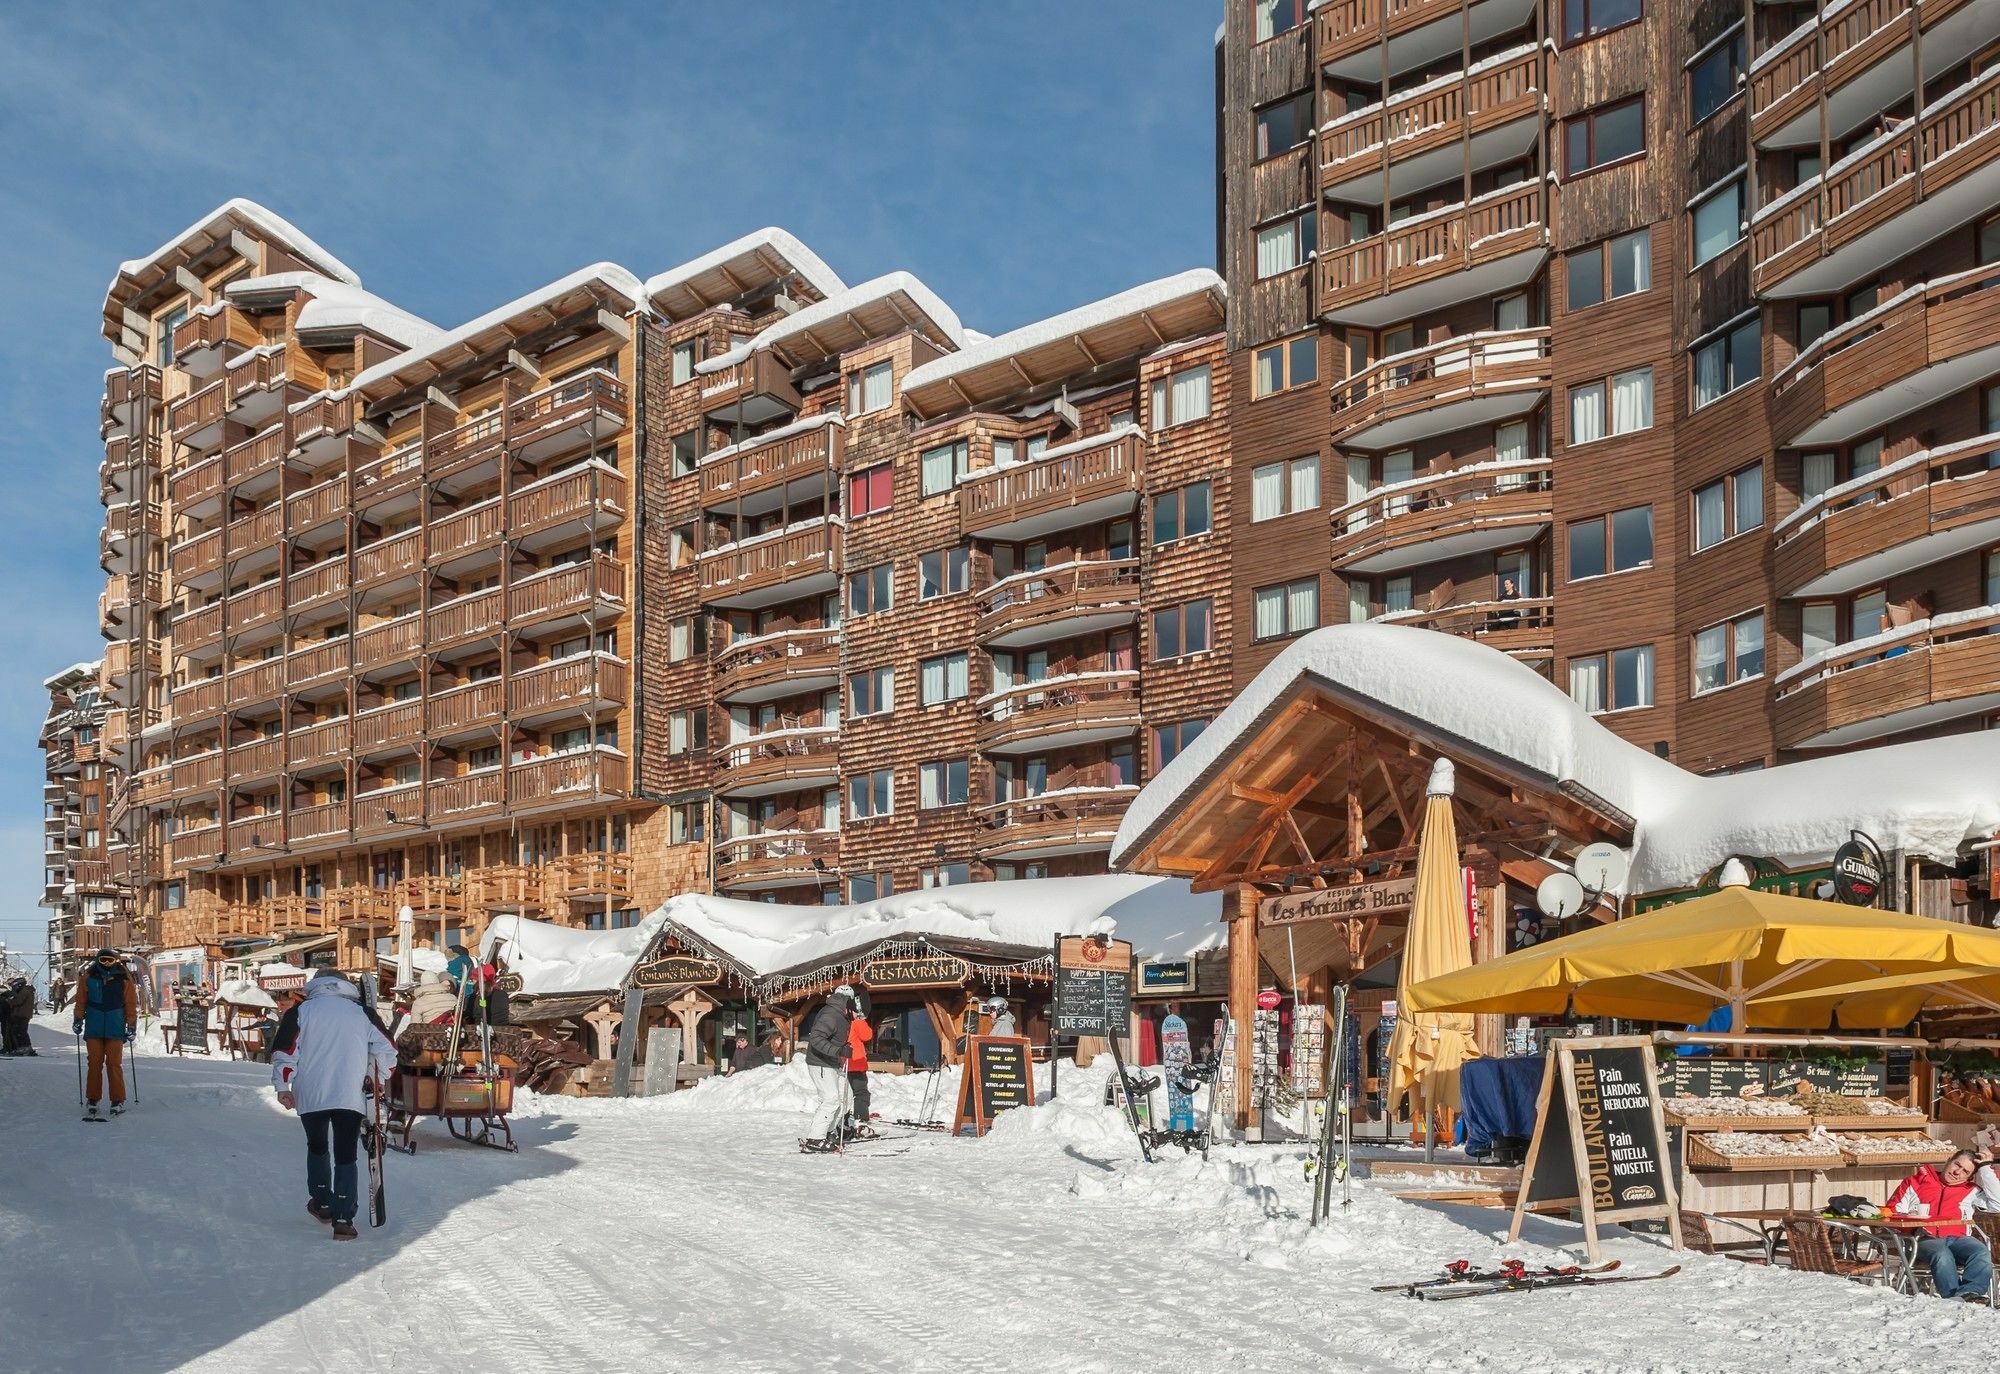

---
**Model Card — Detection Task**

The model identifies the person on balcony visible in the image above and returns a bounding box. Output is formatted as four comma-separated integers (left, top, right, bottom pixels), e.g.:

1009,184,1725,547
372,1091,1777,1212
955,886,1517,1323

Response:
1887,1151,2000,1300
71,949,135,1117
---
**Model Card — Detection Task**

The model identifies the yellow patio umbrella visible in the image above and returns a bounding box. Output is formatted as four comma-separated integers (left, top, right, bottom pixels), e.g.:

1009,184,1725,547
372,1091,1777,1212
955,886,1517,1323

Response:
1756,966,2000,1029
1403,884,2000,1031
1387,759,1482,1133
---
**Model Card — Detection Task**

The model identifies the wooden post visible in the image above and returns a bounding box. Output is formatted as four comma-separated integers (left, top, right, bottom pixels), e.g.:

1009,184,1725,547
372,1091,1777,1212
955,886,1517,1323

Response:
1229,883,1259,1132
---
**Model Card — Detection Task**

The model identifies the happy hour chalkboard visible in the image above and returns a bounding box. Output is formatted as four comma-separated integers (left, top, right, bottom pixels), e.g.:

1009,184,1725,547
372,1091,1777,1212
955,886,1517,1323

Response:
1054,936,1133,1037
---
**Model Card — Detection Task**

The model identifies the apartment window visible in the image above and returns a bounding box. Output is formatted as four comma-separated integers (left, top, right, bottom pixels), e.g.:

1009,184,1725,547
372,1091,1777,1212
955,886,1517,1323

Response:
849,872,894,902
1692,316,1760,408
920,651,969,705
1692,611,1765,694
919,758,970,809
919,863,972,889
1692,464,1763,551
847,463,893,517
848,563,893,617
1251,456,1321,521
157,306,187,367
390,679,422,702
1255,213,1317,279
848,666,894,717
1383,575,1414,613
1254,92,1314,160
1690,178,1746,266
848,767,894,821
1568,505,1653,579
1569,645,1654,713
919,547,969,599
1151,600,1212,660
671,341,698,386
847,361,893,415
1253,334,1318,397
391,761,422,785
669,802,705,844
670,429,700,477
1690,30,1746,124
1151,718,1208,770
921,440,969,497
1568,367,1652,443
1150,364,1212,429
163,880,185,911
1253,578,1321,640
1152,481,1213,544
1564,0,1642,44
668,616,699,662
468,745,501,770
1564,98,1644,175
1255,0,1306,41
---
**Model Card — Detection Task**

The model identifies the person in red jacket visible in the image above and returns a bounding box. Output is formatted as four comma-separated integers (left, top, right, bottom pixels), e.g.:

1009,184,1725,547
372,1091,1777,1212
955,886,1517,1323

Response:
1888,1151,1996,1300
845,1013,876,1141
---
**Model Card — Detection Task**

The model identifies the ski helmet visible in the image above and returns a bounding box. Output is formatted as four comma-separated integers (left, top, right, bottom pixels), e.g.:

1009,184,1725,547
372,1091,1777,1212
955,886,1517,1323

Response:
833,983,856,1001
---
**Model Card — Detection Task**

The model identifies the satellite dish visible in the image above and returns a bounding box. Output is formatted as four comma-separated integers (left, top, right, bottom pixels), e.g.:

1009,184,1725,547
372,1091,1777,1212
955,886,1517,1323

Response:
1573,843,1630,894
1536,871,1588,921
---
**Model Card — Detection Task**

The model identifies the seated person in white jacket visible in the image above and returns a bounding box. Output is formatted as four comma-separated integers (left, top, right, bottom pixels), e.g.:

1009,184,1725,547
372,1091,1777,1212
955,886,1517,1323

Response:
270,970,398,1239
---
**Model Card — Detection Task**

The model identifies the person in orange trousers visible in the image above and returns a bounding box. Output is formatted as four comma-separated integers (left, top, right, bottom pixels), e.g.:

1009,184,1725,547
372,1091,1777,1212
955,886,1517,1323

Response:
72,949,138,1118
845,1013,876,1140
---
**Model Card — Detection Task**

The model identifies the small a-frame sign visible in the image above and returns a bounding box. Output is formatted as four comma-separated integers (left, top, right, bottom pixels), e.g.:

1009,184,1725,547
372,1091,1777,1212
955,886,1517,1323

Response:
1508,1036,1683,1262
952,1035,1033,1137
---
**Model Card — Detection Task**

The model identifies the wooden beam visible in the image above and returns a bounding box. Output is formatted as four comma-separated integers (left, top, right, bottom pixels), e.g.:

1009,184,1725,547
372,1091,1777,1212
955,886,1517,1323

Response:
1137,308,1167,346
1071,335,1100,368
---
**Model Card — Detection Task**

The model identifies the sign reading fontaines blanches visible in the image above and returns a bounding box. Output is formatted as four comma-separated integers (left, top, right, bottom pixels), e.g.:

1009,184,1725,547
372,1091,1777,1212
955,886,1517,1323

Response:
1257,876,1415,926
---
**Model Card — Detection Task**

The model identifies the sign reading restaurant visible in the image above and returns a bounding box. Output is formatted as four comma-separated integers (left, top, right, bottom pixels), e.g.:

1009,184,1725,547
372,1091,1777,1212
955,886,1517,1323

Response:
1257,876,1415,927
860,954,970,990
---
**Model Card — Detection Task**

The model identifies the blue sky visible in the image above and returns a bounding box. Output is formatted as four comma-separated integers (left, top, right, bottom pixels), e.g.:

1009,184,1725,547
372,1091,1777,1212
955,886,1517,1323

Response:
0,3,1220,964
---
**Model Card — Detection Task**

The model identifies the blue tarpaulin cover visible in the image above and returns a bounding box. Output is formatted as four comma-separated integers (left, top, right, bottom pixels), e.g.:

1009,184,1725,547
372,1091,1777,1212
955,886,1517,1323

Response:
1459,1055,1546,1155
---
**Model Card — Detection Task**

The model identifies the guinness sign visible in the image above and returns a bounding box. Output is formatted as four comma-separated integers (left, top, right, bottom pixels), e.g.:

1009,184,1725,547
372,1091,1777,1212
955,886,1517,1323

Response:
1831,831,1886,907
860,954,968,990
631,956,722,988
1259,876,1415,926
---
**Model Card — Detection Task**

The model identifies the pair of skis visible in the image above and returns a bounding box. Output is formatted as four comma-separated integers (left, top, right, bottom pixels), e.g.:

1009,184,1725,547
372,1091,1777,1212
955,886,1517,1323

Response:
1378,1259,1682,1300
363,1077,387,1227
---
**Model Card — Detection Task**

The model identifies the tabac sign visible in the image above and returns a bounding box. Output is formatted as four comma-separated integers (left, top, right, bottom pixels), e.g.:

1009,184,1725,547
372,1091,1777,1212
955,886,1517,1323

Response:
1258,876,1415,927
631,955,722,989
860,954,969,990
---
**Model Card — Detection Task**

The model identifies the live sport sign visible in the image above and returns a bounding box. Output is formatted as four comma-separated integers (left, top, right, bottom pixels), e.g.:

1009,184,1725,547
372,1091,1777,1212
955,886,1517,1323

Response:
1258,876,1415,926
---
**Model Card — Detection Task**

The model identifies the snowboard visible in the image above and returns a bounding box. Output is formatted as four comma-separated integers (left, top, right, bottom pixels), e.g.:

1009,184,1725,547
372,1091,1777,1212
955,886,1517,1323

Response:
1162,1014,1193,1131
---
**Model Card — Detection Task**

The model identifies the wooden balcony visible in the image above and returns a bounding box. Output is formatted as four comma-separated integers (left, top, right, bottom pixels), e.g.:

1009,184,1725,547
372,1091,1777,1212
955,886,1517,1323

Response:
427,769,504,822
226,736,284,785
173,676,224,720
1773,432,2000,596
1318,183,1547,327
713,627,843,705
1330,329,1551,449
1321,46,1542,200
508,653,629,720
508,462,627,546
425,680,501,738
509,748,630,810
353,529,420,589
1329,459,1553,574
99,572,158,629
546,850,635,901
1750,0,1981,148
353,442,424,507
224,504,283,564
287,802,348,847
354,612,422,673
167,825,223,867
170,530,222,584
426,411,503,482
975,673,1143,756
223,425,288,488
225,348,293,427
1770,262,2000,448
286,475,347,537
170,751,222,798
355,783,422,834
1374,596,1555,661
428,498,503,564
1775,605,2000,749
130,767,172,809
286,637,350,691
171,309,244,376
974,789,1136,861
286,558,349,617
224,659,283,711
1752,66,2000,297
506,369,629,463
101,366,162,439
174,600,223,649
714,830,840,891
712,728,841,798
975,560,1141,650
699,419,843,508
1315,0,1534,73
169,378,229,449
509,553,626,626
427,587,504,650
353,699,424,753
697,523,839,610
290,392,354,462
285,717,348,771
958,432,1145,542
698,349,801,425
225,581,283,636
171,454,224,514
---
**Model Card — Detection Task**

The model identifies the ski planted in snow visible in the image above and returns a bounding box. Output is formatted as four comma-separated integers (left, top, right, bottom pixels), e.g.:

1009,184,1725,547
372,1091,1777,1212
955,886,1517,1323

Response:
1372,1259,1619,1292
365,1079,387,1228
1411,1265,1681,1301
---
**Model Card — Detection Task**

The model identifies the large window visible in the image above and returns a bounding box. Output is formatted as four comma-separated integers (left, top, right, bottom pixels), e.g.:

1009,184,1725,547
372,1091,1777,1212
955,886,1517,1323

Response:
1254,0,1306,41
1568,644,1654,714
1251,456,1321,521
920,440,969,496
1569,367,1653,443
847,360,893,415
1151,718,1208,770
1692,611,1765,694
919,547,969,599
1151,600,1212,660
1690,178,1745,266
1692,316,1761,408
1254,92,1314,160
1253,334,1319,397
671,340,699,385
847,562,892,617
848,665,894,717
847,463,893,517
920,651,969,705
1564,98,1645,175
848,871,894,902
1564,0,1642,44
1152,481,1213,544
1690,29,1746,123
1691,464,1763,552
848,767,894,821
1566,230,1650,310
919,758,970,809
670,429,701,476
1568,505,1653,580
1256,213,1317,279
1253,578,1320,640
1150,364,1213,429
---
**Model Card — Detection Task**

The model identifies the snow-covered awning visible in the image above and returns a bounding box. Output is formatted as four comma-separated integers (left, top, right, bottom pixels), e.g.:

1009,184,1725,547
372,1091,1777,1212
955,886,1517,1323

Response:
224,272,443,352
481,910,669,998
644,227,846,321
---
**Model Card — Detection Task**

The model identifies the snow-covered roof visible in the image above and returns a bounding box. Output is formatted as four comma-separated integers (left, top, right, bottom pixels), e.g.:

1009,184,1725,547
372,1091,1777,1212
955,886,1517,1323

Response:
104,199,359,321
224,272,443,352
481,910,669,997
643,227,846,320
1111,624,2000,895
43,661,101,691
697,271,965,374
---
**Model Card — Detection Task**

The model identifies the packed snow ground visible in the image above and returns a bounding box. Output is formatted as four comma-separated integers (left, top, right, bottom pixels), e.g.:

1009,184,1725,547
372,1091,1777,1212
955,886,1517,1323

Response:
2,1016,1992,1374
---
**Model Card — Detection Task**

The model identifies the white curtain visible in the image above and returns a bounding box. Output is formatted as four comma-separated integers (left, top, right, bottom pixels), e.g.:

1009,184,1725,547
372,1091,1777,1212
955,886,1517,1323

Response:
1694,341,1726,408
1254,586,1285,638
1568,657,1604,712
1734,466,1763,531
1256,222,1297,278
1618,645,1655,708
1349,581,1371,623
1288,579,1319,631
1733,614,1764,679
1345,456,1372,531
1695,483,1725,550
1801,452,1837,500
1692,626,1727,693
920,764,943,810
1385,576,1413,613
1170,366,1211,425
1611,368,1652,434
1252,463,1285,521
1290,457,1320,513
1382,450,1413,515
1570,384,1606,445
1850,437,1882,478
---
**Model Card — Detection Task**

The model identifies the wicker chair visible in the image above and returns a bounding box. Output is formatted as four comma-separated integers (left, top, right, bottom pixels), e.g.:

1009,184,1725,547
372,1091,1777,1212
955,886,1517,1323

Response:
1782,1214,1893,1286
1680,1211,1772,1264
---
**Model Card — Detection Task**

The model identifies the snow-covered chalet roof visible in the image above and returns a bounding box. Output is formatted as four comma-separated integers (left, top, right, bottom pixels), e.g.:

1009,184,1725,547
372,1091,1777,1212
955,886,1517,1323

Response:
1110,624,2000,895
43,661,102,691
103,199,360,342
697,271,965,375
643,227,847,321
224,272,443,352
481,910,669,998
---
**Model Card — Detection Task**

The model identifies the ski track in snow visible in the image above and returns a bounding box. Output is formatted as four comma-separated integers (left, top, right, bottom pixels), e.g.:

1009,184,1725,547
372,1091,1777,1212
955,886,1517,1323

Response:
3,1015,1995,1374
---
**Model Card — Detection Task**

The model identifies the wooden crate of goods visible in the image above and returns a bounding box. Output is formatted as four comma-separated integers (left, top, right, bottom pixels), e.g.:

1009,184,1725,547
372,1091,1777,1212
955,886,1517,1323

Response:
1788,1090,1925,1131
1827,1132,1949,1168
1939,1077,2000,1123
1684,1130,1844,1173
1664,1097,1808,1132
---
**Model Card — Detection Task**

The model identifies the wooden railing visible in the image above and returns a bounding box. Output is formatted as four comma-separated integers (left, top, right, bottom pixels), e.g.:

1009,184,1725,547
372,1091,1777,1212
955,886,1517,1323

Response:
224,659,283,711
510,464,627,535
510,553,625,621
506,369,629,449
352,699,424,751
1330,460,1553,565
427,587,504,645
713,830,840,884
713,627,842,700
353,442,423,503
1374,596,1554,650
713,728,841,789
1773,432,2000,592
700,421,841,504
427,680,502,734
286,475,347,534
172,454,224,509
510,749,629,805
354,612,422,671
429,498,502,561
1331,329,1551,440
101,365,163,432
547,850,635,899
226,737,284,783
223,425,287,486
427,411,503,476
170,530,222,582
958,432,1145,535
170,750,223,795
1316,0,1466,64
1319,183,1543,312
225,582,282,635
225,503,283,554
286,558,348,611
355,783,422,833
168,825,223,866
509,654,628,715
287,802,347,845
698,349,801,415
171,310,230,360
286,717,348,769
175,600,223,645
169,379,227,444
975,789,1135,853
1775,603,2000,747
226,348,288,407
286,637,350,689
697,524,836,602
1322,47,1539,170
290,392,352,451
174,676,224,718
353,529,420,586
428,770,503,819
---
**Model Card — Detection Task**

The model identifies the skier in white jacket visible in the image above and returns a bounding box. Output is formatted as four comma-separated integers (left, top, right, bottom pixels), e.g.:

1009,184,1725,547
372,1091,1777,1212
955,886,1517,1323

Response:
269,970,397,1239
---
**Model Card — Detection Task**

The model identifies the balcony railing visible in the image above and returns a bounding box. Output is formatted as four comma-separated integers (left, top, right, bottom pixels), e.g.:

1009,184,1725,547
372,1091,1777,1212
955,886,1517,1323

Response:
169,378,229,447
102,366,163,438
509,462,627,539
428,769,504,820
354,612,423,672
509,748,629,807
546,850,636,900
353,529,420,588
508,653,629,717
353,442,424,505
224,503,283,556
1329,459,1553,570
699,419,843,506
290,392,353,455
1321,46,1541,175
506,369,629,459
974,788,1136,859
168,825,223,867
174,600,223,647
224,581,282,636
287,802,348,846
286,475,347,535
226,736,284,785
975,672,1143,754
286,637,350,690
712,727,841,796
353,699,425,752
1775,602,2000,748
426,681,501,735
713,626,843,704
974,560,1142,648
427,587,504,648
287,559,349,615
714,830,841,889
698,525,842,608
957,431,1145,540
355,783,422,834
1319,183,1545,318
223,425,288,487
698,349,802,418
224,659,283,711
1316,0,1476,66
171,454,224,511
286,717,348,770
1330,329,1551,446
1373,595,1555,659
509,552,626,623
426,411,503,480
170,530,222,583
429,498,503,562
170,750,222,797
173,676,224,719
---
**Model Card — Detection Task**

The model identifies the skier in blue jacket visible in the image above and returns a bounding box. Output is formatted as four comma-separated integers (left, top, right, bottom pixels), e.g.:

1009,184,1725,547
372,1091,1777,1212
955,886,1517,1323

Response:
72,949,137,1118
270,970,397,1239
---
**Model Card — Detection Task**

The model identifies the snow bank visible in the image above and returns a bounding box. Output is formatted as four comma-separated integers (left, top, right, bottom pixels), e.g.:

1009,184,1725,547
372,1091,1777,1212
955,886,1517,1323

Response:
481,909,669,996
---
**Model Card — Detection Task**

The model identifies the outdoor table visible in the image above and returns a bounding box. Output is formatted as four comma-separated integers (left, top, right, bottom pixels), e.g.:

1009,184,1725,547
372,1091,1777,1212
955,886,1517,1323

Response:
1847,1216,1936,1295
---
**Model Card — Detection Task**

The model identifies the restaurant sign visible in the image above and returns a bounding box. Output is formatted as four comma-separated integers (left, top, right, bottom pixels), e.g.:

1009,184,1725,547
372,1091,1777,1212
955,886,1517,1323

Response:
860,954,970,990
631,956,722,989
1258,876,1415,927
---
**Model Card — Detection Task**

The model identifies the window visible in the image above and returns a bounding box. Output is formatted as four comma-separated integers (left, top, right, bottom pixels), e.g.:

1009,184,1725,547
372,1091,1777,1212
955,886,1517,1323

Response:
468,745,501,770
1150,364,1212,429
1564,98,1645,176
1568,366,1652,443
919,863,972,889
1253,334,1319,397
1692,316,1760,407
1800,451,1837,502
1568,505,1653,579
1251,456,1320,521
848,872,895,902
1690,30,1746,123
919,547,969,599
921,440,969,496
919,758,970,808
1254,92,1313,160
670,429,700,476
1691,464,1763,551
1151,600,1212,660
1253,578,1321,640
1569,645,1654,713
1692,611,1765,694
1151,718,1208,770
847,463,893,517
1564,0,1642,44
848,767,894,820
848,563,893,617
847,361,893,415
668,616,699,662
669,802,706,845
920,651,969,705
1256,213,1317,279
848,666,894,717
164,880,185,911
671,341,698,385
157,306,187,367
1255,0,1306,42
1690,177,1745,267
1152,481,1213,543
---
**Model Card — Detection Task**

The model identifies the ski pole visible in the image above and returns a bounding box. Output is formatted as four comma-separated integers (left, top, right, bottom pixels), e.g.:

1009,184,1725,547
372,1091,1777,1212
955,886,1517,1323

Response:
75,1030,85,1107
127,1036,139,1104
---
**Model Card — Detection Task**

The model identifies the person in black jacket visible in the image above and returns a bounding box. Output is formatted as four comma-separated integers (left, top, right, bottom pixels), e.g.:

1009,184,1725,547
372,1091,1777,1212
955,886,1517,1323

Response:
799,987,855,1152
4,976,35,1055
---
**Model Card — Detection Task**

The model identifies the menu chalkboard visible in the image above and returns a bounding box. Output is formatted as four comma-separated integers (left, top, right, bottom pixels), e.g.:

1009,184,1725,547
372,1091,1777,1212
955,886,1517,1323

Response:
175,1001,208,1055
1053,964,1131,1036
953,1035,1033,1136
